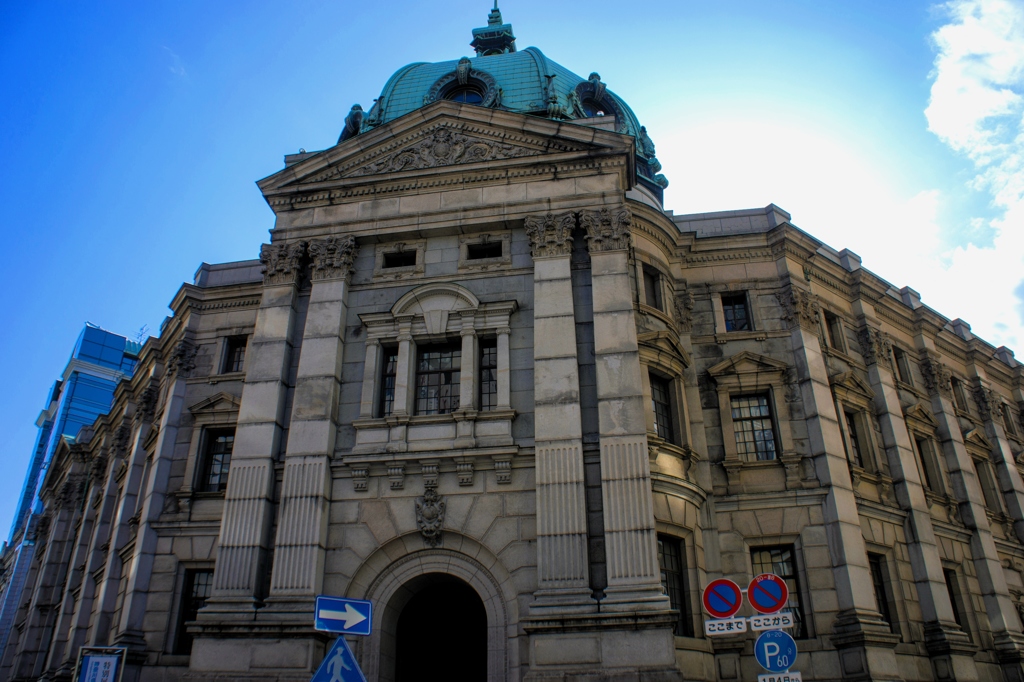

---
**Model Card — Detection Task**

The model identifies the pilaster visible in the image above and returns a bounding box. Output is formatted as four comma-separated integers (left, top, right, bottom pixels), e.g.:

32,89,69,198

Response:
525,212,594,612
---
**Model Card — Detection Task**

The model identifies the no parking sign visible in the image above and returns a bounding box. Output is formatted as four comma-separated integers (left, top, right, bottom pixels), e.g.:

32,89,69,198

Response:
748,573,789,614
702,578,743,619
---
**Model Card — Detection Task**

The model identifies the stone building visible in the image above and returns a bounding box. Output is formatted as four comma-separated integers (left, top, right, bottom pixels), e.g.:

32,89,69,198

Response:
4,7,1024,682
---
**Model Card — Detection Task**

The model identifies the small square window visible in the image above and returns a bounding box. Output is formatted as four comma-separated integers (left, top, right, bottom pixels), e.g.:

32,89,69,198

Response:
383,251,417,269
722,293,751,332
731,394,777,460
199,429,234,493
467,242,503,260
222,336,247,374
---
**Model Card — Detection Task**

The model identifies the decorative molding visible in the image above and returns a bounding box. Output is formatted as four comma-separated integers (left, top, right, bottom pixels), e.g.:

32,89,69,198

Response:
424,68,500,108
579,207,632,253
972,385,1004,422
524,212,575,258
308,236,358,282
188,298,262,313
673,284,695,333
684,250,773,265
260,241,307,286
494,458,512,485
387,464,405,491
920,356,953,398
421,462,439,490
349,125,534,177
457,462,474,486
775,286,820,331
111,424,132,458
857,327,893,371
134,386,158,425
352,467,369,492
415,488,446,548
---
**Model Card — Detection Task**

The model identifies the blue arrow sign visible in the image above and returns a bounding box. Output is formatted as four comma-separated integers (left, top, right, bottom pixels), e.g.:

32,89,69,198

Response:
315,596,372,636
755,630,798,673
311,637,367,682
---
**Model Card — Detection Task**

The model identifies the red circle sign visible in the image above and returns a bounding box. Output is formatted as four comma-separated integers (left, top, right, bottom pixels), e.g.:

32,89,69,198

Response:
747,573,789,614
702,578,743,619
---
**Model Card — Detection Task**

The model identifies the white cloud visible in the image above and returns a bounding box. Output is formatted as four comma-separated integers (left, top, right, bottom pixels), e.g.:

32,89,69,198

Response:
923,0,1024,350
162,46,188,78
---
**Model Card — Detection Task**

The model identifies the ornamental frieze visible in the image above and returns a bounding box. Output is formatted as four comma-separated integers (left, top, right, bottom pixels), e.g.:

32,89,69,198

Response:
309,236,358,281
168,339,198,378
674,285,695,333
580,207,632,252
525,212,575,258
260,241,307,286
972,385,1004,422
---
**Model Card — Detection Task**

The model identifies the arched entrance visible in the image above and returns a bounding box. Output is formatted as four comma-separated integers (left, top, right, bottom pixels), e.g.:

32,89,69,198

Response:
391,573,487,681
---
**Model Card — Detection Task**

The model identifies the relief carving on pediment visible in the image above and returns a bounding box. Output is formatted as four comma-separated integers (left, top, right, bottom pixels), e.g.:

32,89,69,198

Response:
347,125,536,177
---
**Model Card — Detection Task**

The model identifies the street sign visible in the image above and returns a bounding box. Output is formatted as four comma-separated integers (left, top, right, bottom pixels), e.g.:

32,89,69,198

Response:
315,596,372,636
754,630,798,673
758,673,802,682
73,646,126,682
702,578,743,619
705,616,747,636
311,637,367,682
750,611,795,631
748,573,789,615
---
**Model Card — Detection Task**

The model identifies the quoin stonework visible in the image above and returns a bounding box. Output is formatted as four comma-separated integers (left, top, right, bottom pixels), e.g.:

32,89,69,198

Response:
3,7,1024,682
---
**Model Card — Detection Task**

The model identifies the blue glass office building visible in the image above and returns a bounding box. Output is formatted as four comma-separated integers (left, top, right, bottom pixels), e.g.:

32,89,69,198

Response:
0,324,139,653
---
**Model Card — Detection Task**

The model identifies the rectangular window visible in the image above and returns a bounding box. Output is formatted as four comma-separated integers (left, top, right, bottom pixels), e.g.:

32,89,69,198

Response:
382,250,417,268
466,242,503,260
844,411,863,468
479,338,498,411
722,293,751,332
943,568,970,639
731,394,777,460
415,343,461,415
650,373,676,444
915,437,944,494
658,535,693,636
643,266,663,310
1003,407,1017,437
379,348,398,417
222,336,247,374
825,312,845,351
893,347,913,385
868,553,897,634
175,569,213,654
199,429,234,493
751,546,806,638
975,457,1003,513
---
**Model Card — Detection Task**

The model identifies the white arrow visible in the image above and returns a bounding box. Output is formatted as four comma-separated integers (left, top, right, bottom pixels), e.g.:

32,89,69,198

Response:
320,603,367,630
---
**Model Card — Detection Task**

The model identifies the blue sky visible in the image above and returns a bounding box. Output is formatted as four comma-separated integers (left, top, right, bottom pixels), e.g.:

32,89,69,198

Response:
1,0,1021,535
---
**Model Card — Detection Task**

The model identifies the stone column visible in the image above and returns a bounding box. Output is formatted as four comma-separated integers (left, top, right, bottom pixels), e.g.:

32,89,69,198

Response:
969,380,1024,540
858,327,975,679
777,287,899,680
525,212,594,611
267,237,356,610
209,241,306,608
580,207,667,611
114,339,195,659
923,355,1024,675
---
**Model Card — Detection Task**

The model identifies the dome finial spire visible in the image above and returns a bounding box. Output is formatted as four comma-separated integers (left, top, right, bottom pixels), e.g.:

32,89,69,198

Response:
471,2,516,55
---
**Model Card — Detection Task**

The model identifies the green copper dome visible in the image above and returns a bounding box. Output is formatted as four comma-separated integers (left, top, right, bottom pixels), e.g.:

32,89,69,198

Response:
340,5,669,197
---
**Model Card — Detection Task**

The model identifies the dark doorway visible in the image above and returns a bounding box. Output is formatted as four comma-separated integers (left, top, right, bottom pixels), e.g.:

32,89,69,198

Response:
394,574,487,681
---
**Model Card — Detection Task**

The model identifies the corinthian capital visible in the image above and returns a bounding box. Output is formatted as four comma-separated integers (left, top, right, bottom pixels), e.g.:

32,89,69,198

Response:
972,385,1004,422
260,241,307,286
857,327,893,370
525,212,576,258
920,355,953,398
308,236,358,282
775,286,820,331
579,206,632,253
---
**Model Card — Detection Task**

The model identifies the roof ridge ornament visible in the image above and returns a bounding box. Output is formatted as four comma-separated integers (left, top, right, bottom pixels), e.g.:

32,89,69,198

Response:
471,2,516,56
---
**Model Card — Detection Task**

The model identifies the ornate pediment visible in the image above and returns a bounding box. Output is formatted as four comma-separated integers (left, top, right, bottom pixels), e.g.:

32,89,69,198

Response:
903,403,939,430
638,330,691,371
189,392,242,415
963,428,993,453
707,351,789,379
830,370,875,403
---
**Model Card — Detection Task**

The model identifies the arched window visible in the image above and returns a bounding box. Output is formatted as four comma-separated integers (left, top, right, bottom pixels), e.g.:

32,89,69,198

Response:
581,98,606,117
444,86,485,104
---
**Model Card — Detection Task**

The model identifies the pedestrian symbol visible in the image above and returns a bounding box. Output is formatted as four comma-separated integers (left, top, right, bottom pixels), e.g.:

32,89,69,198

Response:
310,637,366,682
